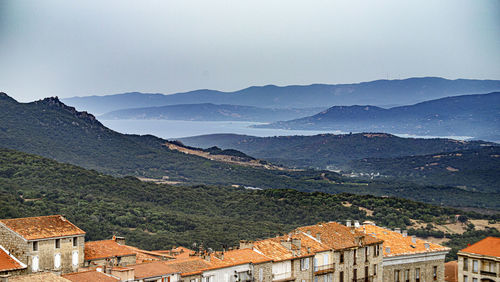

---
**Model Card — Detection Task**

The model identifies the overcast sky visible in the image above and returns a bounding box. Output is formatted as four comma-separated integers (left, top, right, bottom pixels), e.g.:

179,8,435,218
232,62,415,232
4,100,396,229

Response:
1,0,499,102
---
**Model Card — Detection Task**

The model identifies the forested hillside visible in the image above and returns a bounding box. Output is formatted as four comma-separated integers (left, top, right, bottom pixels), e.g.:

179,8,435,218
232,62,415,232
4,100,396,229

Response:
0,148,498,260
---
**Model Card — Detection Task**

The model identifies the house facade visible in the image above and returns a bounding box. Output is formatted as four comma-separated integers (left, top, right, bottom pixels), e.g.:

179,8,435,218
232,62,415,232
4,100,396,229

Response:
0,215,85,274
457,237,499,282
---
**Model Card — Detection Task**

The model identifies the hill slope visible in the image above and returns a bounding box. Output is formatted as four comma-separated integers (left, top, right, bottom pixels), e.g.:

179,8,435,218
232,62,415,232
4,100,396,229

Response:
0,147,498,258
258,92,500,141
99,103,324,122
62,77,500,114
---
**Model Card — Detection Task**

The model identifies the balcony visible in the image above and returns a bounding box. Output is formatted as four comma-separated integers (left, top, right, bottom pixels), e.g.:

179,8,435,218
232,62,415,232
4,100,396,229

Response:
480,270,497,277
314,264,335,275
272,272,295,282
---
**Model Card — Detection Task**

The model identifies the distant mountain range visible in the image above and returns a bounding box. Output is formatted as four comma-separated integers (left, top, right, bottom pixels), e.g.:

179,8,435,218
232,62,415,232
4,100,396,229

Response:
256,92,500,141
62,77,500,114
99,103,325,122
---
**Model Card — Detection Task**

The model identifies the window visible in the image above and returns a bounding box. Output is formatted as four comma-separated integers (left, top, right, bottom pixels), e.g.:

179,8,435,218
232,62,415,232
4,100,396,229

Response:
339,271,344,282
326,274,332,282
463,257,468,271
415,268,420,282
32,241,38,251
404,269,409,282
314,278,318,282
301,257,310,271
353,249,357,265
373,264,377,276
55,238,61,249
463,275,468,282
365,266,369,281
54,253,61,269
323,253,328,265
365,247,369,262
394,270,400,282
259,268,263,282
472,260,478,273
32,255,39,272
72,250,79,266
353,269,357,281
73,237,78,247
314,257,318,271
433,266,437,280
375,245,379,257
340,252,344,263
472,278,477,282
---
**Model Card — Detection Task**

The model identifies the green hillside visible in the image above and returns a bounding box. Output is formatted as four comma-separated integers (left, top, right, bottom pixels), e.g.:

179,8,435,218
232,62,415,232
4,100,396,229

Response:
1,147,498,259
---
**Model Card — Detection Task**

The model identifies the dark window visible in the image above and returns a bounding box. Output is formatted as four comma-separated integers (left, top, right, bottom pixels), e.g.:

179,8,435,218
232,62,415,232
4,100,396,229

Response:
55,238,60,249
404,269,409,282
365,247,369,262
394,270,400,282
463,258,468,271
340,252,344,264
365,266,369,282
353,269,357,281
353,249,357,265
339,271,344,282
33,241,38,251
73,237,78,247
415,268,420,282
433,266,437,280
373,264,377,276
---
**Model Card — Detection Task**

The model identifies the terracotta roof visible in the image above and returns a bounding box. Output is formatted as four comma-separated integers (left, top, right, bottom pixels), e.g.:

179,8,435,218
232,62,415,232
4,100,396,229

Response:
0,245,26,272
131,261,180,279
62,270,120,282
253,232,320,262
155,246,195,259
9,272,70,282
165,257,214,276
445,261,458,282
358,225,449,257
460,237,500,258
0,215,85,240
297,222,382,250
85,240,136,261
211,248,271,265
123,245,174,263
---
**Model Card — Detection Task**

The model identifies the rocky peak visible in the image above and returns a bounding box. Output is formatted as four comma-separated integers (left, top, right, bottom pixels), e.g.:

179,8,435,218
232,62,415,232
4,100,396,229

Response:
36,96,101,126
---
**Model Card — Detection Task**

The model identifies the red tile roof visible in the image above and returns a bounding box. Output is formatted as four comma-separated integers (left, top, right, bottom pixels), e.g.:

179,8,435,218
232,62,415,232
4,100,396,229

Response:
254,232,320,262
131,261,179,279
460,237,500,258
358,225,449,257
62,270,120,282
85,240,135,261
9,272,70,282
297,222,382,250
0,245,26,272
0,215,85,240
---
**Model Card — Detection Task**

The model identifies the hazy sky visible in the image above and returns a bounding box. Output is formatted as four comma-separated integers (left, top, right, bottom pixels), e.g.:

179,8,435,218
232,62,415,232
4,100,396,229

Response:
1,0,499,102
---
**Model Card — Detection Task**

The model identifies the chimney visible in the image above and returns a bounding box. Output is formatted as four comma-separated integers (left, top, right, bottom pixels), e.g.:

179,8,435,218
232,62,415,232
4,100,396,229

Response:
424,243,430,250
280,240,292,250
346,220,352,227
239,240,254,249
411,236,417,244
402,230,408,237
385,247,391,254
315,233,321,242
292,238,301,250
0,274,10,282
394,228,401,234
113,236,126,245
354,221,360,228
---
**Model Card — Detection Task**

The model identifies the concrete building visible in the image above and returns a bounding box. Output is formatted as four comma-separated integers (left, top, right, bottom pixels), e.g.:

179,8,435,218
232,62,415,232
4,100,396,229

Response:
0,215,85,274
457,237,499,282
358,224,449,282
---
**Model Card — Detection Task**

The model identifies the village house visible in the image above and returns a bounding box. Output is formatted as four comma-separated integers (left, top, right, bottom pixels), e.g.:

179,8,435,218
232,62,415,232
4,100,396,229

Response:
457,237,499,282
358,224,449,282
0,245,26,278
0,215,85,274
84,238,137,268
62,269,120,282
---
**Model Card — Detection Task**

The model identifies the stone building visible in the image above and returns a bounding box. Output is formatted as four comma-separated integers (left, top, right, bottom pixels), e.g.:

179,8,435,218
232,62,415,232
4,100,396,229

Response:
0,215,85,274
0,245,26,277
457,236,499,282
358,224,449,282
84,238,137,268
297,221,384,282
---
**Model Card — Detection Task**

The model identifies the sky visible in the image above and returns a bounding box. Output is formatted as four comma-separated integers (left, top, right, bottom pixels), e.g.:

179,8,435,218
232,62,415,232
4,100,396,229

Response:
1,0,499,102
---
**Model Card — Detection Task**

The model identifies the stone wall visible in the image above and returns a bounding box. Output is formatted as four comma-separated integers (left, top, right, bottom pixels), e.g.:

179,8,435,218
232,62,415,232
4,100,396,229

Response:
253,261,273,282
86,254,136,268
292,256,314,281
0,224,28,264
383,258,445,282
331,243,383,282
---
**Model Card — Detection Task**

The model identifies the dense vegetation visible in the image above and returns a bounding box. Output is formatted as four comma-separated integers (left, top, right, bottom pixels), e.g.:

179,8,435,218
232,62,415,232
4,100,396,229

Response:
179,133,491,169
258,92,500,141
1,147,497,259
2,93,499,209
348,146,500,193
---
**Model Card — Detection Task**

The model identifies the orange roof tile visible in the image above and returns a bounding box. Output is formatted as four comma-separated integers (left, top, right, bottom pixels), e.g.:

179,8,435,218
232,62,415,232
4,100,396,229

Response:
163,257,212,276
131,260,181,279
460,237,500,258
445,261,458,282
358,225,449,257
85,240,135,261
155,246,195,259
122,245,174,263
9,272,70,282
297,222,382,250
62,270,120,282
254,232,321,262
0,215,85,240
0,246,25,272
208,249,272,268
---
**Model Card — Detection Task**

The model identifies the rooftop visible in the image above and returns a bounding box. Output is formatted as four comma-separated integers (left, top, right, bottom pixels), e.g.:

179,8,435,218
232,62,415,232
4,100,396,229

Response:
460,237,500,258
253,232,321,262
0,215,85,240
84,240,135,261
130,261,179,279
62,270,120,282
358,225,449,257
0,245,26,272
9,272,70,282
297,222,382,250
